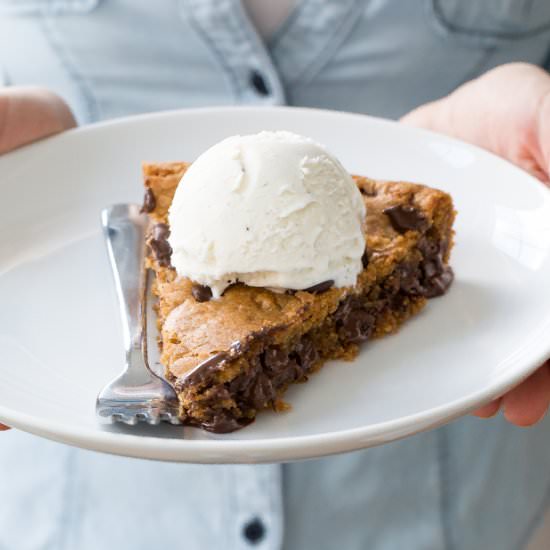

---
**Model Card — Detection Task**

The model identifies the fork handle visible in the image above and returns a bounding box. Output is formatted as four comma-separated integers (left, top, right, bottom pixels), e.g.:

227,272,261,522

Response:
101,204,149,366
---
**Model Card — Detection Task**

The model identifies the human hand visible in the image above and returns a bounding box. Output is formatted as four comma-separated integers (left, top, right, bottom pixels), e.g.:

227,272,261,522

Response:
0,86,76,430
0,86,75,154
401,62,550,426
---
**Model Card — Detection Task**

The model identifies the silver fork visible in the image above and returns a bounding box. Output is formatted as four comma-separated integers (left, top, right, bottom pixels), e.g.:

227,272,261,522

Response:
96,204,181,426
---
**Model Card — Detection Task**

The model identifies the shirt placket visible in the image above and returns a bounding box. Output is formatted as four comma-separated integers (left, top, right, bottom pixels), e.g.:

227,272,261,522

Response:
180,0,286,105
224,464,284,550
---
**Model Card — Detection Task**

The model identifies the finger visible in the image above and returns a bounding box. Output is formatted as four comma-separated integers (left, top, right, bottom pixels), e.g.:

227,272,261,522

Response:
0,86,76,154
0,424,10,431
472,397,502,418
400,99,448,131
503,363,550,427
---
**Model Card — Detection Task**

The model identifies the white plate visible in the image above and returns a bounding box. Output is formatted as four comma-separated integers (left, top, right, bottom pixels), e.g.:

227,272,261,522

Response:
0,107,549,463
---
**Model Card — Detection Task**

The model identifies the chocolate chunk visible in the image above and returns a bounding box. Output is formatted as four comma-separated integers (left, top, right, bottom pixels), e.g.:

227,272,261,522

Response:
397,263,423,295
229,327,276,357
361,250,369,269
140,188,156,213
423,266,454,297
229,369,256,396
262,347,289,374
228,356,278,410
248,373,275,409
149,237,172,267
422,260,439,280
384,205,429,233
338,307,375,343
152,223,170,240
294,336,318,374
415,236,453,297
271,361,302,388
389,293,408,312
148,222,172,267
260,346,302,387
178,352,228,389
417,238,439,257
333,296,353,323
192,284,213,303
201,412,253,434
304,280,334,294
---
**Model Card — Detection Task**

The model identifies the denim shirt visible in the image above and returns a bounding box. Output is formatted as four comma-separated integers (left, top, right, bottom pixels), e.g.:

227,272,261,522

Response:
1,2,550,549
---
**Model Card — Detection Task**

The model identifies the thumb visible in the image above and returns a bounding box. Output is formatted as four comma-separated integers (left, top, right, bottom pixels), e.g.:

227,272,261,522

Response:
0,86,76,154
400,97,452,133
0,424,10,431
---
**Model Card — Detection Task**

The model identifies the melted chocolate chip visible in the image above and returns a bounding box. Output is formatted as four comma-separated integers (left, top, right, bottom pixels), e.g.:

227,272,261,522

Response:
423,266,454,297
248,373,275,409
396,263,423,295
178,352,228,389
271,361,302,389
152,223,170,240
200,412,253,434
417,238,439,257
262,347,289,374
384,205,429,233
416,236,453,297
229,368,256,396
294,336,318,372
338,307,375,343
261,347,302,388
227,357,276,410
223,337,319,418
422,260,439,280
149,237,172,267
389,293,408,312
361,250,369,269
304,280,334,294
333,296,352,322
192,284,213,303
140,188,156,213
229,327,276,357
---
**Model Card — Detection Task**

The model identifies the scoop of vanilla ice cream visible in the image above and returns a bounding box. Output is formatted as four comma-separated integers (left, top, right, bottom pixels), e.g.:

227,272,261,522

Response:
168,131,366,298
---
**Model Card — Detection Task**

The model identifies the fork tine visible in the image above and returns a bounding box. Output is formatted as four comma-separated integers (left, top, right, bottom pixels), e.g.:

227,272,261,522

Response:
161,412,183,425
121,414,139,426
97,412,115,424
146,411,161,425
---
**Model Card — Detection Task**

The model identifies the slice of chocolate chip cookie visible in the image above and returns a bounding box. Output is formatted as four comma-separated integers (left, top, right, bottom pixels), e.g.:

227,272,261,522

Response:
142,162,455,432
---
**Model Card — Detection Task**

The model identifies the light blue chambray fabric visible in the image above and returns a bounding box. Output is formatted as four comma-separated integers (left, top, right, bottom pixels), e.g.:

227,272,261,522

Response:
1,1,550,549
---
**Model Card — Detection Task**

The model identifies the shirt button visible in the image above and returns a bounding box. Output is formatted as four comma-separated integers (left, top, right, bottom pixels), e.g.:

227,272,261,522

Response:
249,70,270,96
242,517,266,545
